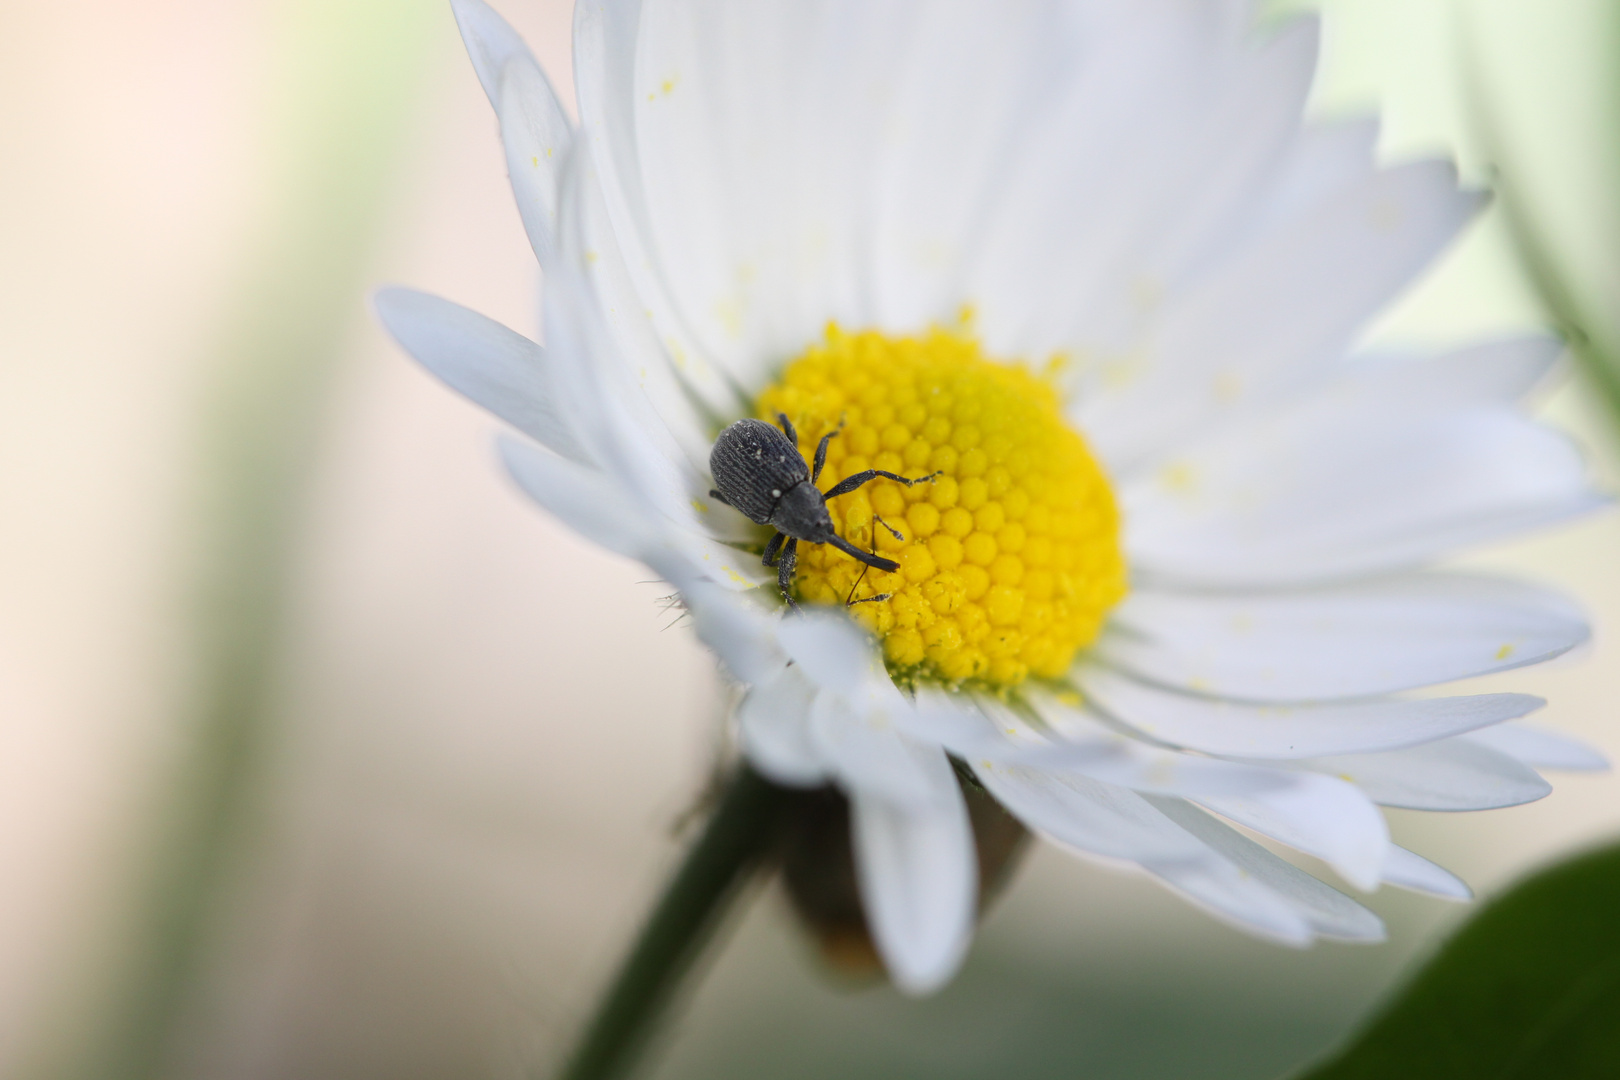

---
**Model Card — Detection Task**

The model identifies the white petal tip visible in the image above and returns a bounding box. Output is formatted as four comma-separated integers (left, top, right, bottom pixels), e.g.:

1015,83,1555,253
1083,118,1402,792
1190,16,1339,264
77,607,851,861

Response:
1265,926,1316,949
882,927,973,996
450,0,534,108
370,284,422,330
853,795,976,998
890,963,961,997
1383,847,1474,901
1341,868,1383,894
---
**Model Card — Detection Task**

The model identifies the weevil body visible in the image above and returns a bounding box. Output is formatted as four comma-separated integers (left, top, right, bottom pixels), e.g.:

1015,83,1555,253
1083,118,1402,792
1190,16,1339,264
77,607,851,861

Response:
709,414,938,608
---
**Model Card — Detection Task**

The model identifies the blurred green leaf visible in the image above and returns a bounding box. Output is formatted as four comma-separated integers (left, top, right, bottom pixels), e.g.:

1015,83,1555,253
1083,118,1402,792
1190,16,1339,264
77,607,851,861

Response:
1294,843,1620,1080
1493,176,1620,439
1460,1,1620,439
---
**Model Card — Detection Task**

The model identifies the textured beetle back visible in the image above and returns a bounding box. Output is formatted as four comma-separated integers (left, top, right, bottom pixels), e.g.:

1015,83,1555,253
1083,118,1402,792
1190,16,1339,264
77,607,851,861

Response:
710,418,808,524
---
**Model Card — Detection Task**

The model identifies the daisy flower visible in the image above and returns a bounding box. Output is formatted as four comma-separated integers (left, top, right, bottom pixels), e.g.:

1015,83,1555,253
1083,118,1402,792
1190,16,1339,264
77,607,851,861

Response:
378,0,1607,994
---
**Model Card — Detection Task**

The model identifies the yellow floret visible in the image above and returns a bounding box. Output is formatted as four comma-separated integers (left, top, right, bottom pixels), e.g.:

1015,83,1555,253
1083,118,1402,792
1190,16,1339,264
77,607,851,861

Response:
756,322,1127,692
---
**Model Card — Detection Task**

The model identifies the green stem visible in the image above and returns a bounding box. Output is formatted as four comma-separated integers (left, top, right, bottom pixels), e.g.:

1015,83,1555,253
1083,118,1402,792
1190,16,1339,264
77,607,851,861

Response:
557,765,789,1080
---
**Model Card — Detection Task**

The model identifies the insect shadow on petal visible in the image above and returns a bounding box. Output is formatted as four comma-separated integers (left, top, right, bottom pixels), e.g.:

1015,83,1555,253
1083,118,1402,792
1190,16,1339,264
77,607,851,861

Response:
709,413,939,609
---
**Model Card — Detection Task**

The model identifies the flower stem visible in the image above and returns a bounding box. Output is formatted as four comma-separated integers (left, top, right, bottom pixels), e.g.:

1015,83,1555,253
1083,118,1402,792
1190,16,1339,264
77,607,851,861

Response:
557,764,789,1080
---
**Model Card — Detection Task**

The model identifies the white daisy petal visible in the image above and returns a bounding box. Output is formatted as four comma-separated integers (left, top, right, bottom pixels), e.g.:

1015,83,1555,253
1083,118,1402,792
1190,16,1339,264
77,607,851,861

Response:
1247,117,1378,235
497,59,573,262
375,287,588,462
970,763,1214,864
540,268,686,511
1137,856,1314,945
1078,665,1545,758
497,436,756,590
972,697,1295,800
451,0,541,111
1300,739,1552,811
1081,162,1484,472
1148,797,1385,942
1382,845,1472,901
978,14,1319,361
677,577,783,685
851,789,977,996
549,162,774,582
776,610,877,692
736,664,826,787
1371,336,1562,404
865,2,1085,334
496,435,654,559
1031,739,1292,800
540,253,771,597
444,4,573,265
567,149,732,492
609,1,849,385
1121,351,1598,585
571,0,749,416
1194,772,1388,891
1096,574,1587,701
677,535,773,591
549,160,712,511
1458,722,1609,772
808,691,959,813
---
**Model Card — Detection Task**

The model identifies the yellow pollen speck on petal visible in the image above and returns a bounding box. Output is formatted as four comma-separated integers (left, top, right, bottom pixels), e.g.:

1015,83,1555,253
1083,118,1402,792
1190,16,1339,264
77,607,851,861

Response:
1102,354,1143,389
1496,643,1515,660
714,297,744,339
1160,461,1198,496
757,322,1128,692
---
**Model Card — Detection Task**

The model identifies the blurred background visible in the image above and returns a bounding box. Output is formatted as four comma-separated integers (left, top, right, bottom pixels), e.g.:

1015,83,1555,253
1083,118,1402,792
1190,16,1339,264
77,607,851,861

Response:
2,1,1618,1077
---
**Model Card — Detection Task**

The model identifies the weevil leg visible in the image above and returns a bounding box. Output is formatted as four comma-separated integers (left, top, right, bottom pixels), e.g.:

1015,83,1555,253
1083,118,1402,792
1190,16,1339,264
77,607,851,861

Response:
844,510,899,607
811,432,835,483
844,560,871,606
822,469,943,500
778,538,799,609
810,417,847,483
775,412,798,449
762,530,786,567
709,488,731,506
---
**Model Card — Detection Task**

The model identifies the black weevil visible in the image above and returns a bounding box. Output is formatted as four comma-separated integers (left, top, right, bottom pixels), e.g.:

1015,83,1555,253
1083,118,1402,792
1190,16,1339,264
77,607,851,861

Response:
709,414,939,608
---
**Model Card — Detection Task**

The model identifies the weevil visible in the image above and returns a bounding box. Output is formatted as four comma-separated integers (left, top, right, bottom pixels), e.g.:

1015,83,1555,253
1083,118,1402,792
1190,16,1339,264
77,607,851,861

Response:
709,413,939,609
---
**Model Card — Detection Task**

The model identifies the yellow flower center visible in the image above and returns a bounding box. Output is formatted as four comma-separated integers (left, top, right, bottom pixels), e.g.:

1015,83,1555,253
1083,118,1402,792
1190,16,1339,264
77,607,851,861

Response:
756,322,1127,691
